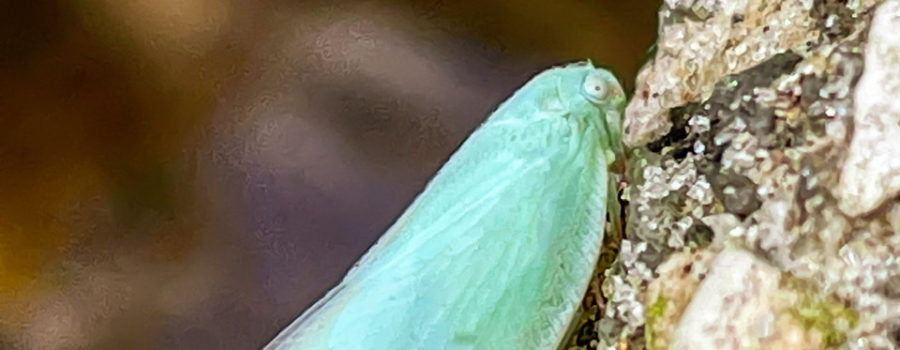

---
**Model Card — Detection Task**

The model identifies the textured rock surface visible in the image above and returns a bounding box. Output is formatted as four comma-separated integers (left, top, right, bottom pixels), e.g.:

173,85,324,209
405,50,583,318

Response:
574,0,900,349
835,1,900,217
624,0,819,146
671,250,790,349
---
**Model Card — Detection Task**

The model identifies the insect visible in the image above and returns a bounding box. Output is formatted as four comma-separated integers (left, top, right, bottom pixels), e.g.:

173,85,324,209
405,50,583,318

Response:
265,61,626,350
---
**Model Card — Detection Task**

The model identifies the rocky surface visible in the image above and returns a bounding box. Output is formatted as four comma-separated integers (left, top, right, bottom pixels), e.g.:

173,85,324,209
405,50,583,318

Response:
835,1,900,217
570,0,900,349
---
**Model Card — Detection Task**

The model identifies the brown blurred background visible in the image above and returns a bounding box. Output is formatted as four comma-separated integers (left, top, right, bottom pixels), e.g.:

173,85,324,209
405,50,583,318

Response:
0,1,657,349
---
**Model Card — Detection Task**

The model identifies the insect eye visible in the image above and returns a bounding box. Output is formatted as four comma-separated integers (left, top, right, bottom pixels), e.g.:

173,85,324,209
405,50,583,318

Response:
581,73,608,103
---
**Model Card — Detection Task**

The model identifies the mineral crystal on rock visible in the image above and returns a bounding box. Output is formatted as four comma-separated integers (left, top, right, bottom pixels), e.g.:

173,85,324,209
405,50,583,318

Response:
581,1,900,349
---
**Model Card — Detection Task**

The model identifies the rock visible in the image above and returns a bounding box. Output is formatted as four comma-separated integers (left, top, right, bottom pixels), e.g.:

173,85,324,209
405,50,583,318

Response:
671,249,813,350
835,0,900,217
590,0,900,349
644,249,714,350
624,0,819,146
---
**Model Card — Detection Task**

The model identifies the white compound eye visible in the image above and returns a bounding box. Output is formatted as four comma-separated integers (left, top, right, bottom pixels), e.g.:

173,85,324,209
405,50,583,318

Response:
581,73,608,104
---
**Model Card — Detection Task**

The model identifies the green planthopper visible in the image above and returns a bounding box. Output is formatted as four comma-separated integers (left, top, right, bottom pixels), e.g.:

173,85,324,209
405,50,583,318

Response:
265,61,626,350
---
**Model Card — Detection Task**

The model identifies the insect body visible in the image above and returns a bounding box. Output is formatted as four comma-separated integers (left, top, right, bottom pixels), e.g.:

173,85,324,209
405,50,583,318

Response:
266,61,625,350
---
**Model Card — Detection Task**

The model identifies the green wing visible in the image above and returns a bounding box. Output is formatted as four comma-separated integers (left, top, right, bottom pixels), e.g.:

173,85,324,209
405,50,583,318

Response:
265,62,621,350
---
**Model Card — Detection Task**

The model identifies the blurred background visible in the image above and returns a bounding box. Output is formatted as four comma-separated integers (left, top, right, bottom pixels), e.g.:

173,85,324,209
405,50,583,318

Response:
0,1,657,348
